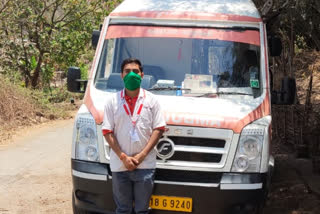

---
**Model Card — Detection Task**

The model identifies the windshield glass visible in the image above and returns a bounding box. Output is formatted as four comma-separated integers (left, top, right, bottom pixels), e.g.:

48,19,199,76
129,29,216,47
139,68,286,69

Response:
94,25,261,97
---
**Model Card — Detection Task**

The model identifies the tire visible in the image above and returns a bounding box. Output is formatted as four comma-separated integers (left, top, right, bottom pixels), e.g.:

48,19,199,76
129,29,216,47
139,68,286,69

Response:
254,166,273,214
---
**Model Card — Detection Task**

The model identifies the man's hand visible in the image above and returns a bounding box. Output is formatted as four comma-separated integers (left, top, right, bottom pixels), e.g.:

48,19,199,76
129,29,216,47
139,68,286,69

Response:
132,129,164,166
133,152,147,165
121,153,139,171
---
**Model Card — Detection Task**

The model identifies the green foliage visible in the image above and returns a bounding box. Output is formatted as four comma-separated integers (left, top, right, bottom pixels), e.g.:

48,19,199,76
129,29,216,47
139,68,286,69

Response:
30,56,38,70
295,35,308,54
29,85,83,118
40,86,73,103
0,0,122,88
253,0,320,51
80,63,90,80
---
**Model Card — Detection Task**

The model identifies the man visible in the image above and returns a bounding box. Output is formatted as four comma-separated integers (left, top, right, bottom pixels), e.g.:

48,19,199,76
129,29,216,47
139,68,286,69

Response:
230,50,259,87
102,58,166,214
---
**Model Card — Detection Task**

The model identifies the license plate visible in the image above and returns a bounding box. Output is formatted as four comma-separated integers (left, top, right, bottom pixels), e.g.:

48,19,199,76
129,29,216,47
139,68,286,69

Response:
150,195,192,212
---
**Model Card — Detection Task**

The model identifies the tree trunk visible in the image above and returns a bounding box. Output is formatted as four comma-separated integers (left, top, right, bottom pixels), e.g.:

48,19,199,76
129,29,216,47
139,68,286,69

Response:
24,70,31,88
311,31,320,51
31,54,43,88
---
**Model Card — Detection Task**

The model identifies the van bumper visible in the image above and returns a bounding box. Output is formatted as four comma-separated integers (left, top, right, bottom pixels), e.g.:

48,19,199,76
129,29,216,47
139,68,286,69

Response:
72,159,268,214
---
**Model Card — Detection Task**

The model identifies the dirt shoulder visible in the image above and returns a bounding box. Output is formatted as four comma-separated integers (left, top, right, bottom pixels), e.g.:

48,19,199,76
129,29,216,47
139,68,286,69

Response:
0,99,80,146
0,112,76,146
0,119,74,214
0,75,82,145
264,142,320,214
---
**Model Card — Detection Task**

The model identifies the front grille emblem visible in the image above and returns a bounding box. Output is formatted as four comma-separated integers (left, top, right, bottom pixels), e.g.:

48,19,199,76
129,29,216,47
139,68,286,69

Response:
174,129,182,135
187,129,193,135
155,137,175,160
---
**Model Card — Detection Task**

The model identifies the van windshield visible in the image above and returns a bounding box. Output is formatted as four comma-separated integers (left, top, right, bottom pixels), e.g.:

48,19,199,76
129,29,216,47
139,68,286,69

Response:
94,25,262,97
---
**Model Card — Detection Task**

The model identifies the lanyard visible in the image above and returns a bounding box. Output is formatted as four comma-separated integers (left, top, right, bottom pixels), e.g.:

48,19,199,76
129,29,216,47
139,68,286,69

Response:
123,100,144,128
121,89,146,127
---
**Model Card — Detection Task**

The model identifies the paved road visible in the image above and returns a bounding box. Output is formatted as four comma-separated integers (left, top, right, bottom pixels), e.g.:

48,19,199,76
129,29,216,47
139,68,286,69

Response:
0,120,74,214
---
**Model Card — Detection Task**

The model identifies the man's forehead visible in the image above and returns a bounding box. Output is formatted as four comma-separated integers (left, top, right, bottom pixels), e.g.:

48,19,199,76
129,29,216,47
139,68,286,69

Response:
124,63,140,68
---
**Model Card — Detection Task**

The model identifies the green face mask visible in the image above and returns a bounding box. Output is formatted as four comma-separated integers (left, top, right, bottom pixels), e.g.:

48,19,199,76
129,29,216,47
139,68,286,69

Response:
123,71,142,91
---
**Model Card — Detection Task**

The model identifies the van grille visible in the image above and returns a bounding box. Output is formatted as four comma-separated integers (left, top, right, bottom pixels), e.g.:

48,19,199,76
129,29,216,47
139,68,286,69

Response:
157,151,222,163
155,168,222,183
156,137,227,164
170,136,225,148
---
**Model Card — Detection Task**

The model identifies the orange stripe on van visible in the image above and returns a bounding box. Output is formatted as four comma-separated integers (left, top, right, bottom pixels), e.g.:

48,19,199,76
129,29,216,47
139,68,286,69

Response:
233,92,270,133
110,11,262,22
106,25,260,46
85,91,270,132
163,93,270,133
83,85,102,124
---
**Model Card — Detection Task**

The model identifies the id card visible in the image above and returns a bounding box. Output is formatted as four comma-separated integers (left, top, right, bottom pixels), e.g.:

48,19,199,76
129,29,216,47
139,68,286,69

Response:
130,128,140,144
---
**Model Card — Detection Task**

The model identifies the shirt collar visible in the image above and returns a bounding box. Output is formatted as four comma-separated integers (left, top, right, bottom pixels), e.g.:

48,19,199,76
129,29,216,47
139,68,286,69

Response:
121,88,146,100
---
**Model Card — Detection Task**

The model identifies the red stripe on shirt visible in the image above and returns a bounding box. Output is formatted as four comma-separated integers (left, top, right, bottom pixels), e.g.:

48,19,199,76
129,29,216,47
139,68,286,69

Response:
123,104,130,116
102,129,113,135
137,104,143,115
155,126,166,131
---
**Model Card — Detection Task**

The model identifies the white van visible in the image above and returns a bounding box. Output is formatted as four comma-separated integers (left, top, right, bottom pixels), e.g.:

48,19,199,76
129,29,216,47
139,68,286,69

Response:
67,0,294,213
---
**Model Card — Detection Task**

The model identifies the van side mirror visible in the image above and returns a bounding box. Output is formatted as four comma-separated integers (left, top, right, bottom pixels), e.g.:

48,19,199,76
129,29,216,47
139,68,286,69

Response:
92,30,101,49
268,36,282,57
271,76,296,105
67,67,87,93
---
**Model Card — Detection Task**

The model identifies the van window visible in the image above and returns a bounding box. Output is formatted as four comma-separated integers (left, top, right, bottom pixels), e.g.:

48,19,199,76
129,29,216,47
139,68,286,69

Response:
94,26,261,97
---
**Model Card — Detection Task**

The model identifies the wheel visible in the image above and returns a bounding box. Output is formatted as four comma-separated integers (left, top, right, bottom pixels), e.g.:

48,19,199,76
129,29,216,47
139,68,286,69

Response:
254,165,273,214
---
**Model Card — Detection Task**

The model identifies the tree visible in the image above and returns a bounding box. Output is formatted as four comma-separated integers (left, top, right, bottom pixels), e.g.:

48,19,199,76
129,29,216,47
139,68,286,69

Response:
252,0,319,84
0,0,122,88
253,0,320,51
0,0,11,14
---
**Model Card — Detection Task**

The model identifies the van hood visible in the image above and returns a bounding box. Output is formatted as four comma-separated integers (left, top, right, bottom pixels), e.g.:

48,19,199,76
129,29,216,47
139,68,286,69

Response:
84,87,270,133
157,95,269,132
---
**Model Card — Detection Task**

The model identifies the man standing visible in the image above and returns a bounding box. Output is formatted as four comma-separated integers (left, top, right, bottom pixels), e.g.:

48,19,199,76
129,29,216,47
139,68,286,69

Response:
102,58,166,214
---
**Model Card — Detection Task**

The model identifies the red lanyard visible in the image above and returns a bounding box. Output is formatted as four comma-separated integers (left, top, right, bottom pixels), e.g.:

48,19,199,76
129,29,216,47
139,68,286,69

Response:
121,89,146,127
123,102,143,127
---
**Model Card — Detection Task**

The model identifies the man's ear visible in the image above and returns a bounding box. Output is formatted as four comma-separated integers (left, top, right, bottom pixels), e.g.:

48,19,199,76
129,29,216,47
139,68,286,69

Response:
141,72,144,79
121,72,124,79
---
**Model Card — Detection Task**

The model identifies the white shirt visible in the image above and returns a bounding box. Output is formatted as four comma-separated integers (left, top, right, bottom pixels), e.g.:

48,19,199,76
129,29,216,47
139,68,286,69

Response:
102,88,166,172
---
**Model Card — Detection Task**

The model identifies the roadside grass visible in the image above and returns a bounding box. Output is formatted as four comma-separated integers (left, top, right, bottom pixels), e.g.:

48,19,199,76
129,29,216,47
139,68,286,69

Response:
0,75,81,143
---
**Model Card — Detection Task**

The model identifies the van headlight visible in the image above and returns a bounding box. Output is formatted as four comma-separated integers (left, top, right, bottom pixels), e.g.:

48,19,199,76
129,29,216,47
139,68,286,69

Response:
74,113,100,162
232,124,265,172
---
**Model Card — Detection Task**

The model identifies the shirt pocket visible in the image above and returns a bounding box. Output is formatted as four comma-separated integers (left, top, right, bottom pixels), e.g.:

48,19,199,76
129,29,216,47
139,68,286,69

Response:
114,105,126,123
139,105,153,130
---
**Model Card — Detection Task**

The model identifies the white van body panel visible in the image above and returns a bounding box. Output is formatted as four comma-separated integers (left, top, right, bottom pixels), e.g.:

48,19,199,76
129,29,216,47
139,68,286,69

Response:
113,0,260,18
90,86,266,128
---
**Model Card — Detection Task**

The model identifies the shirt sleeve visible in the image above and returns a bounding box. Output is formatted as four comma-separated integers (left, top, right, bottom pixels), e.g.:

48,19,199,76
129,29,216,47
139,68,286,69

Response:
151,97,166,129
102,129,113,136
102,96,115,132
155,126,166,131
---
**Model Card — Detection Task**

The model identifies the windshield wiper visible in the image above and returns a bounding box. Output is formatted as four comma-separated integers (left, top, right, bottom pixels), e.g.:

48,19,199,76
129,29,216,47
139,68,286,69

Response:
198,91,253,97
148,87,191,91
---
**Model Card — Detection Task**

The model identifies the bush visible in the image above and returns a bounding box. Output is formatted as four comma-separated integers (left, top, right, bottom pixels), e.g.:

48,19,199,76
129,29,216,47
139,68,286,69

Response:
0,75,79,142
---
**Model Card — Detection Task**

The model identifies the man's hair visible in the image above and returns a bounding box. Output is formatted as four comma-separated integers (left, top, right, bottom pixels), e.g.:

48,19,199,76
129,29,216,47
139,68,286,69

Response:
121,58,143,73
